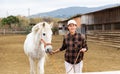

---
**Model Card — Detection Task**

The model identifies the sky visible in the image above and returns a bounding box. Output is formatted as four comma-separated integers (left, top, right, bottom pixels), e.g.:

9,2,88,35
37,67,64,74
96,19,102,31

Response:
0,0,120,18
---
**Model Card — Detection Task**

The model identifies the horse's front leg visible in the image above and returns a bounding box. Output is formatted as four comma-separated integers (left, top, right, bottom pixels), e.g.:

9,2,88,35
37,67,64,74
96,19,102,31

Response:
29,57,36,74
38,57,45,74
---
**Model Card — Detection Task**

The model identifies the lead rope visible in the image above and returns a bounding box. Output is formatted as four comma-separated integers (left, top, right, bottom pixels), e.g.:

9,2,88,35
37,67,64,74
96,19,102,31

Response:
67,47,82,74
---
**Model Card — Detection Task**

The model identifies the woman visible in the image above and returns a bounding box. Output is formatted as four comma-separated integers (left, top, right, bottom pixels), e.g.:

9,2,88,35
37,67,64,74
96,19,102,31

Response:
52,20,88,74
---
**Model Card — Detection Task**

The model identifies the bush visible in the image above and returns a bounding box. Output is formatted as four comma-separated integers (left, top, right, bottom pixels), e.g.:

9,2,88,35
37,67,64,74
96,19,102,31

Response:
24,26,33,34
52,26,58,35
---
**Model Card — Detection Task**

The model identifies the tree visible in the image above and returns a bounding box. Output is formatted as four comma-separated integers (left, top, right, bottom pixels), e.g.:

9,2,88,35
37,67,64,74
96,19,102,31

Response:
42,17,53,23
52,26,58,35
1,18,7,26
1,15,19,28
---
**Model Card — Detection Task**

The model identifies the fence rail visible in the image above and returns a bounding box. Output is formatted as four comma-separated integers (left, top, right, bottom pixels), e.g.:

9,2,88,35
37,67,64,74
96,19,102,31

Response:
87,31,120,48
0,29,26,34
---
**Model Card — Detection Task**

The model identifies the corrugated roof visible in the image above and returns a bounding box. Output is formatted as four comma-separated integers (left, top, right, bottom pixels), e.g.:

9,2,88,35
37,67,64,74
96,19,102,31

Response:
83,4,120,15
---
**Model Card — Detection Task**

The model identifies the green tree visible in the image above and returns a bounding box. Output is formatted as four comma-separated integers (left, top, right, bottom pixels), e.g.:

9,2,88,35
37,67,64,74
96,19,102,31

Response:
52,26,58,35
1,15,19,28
1,18,8,26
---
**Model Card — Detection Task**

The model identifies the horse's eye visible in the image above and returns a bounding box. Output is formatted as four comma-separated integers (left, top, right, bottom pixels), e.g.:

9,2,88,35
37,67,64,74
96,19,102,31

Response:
43,33,46,36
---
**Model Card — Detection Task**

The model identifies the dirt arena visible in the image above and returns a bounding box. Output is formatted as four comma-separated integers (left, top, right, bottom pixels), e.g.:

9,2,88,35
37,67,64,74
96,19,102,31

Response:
0,35,120,74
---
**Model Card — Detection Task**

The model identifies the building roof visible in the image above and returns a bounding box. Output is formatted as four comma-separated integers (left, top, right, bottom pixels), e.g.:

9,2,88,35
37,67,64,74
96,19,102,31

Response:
83,4,120,15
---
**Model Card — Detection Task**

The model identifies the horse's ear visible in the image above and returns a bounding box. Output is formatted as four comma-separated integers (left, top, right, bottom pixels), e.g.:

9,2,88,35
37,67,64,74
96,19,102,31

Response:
50,22,53,28
43,23,45,27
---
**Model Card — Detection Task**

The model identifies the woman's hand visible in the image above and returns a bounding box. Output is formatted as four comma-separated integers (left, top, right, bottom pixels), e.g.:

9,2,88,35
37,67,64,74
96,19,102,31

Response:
50,49,60,55
80,48,87,52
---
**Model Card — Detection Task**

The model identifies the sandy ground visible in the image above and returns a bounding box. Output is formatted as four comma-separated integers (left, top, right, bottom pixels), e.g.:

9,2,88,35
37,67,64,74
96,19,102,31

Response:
0,35,120,74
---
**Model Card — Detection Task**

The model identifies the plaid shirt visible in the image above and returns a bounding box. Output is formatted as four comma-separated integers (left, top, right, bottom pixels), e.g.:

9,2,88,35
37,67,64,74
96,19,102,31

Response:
60,32,88,64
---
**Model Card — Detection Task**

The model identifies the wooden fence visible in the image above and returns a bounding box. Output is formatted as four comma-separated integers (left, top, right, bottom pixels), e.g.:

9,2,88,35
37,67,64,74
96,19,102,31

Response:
0,29,26,35
87,31,120,48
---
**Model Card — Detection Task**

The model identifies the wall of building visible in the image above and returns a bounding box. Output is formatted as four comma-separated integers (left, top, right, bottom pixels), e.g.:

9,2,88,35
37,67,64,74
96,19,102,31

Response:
73,17,81,27
82,6,120,33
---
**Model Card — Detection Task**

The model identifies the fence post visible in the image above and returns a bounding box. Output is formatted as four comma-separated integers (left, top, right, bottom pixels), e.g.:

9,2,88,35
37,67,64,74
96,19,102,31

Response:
3,29,5,35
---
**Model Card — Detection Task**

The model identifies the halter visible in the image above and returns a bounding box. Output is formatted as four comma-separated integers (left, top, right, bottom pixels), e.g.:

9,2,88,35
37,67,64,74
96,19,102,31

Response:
40,39,52,48
39,23,52,48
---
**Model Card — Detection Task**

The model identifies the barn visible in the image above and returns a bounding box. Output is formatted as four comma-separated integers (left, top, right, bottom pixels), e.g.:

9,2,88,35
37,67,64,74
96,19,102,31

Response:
83,5,120,34
58,5,120,44
82,5,120,45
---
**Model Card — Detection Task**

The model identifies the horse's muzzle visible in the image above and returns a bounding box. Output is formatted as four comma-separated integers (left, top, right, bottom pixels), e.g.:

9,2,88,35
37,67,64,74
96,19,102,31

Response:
45,45,52,54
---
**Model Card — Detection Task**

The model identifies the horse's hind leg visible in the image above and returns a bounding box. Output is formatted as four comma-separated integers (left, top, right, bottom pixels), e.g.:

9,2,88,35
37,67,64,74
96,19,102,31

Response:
29,57,36,74
38,57,45,74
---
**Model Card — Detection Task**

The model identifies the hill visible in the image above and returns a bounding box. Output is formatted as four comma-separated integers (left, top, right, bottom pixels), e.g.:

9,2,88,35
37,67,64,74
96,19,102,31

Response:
30,4,120,18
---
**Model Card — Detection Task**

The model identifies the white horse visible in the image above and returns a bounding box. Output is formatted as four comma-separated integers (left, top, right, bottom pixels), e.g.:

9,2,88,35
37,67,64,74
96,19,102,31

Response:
24,22,53,74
